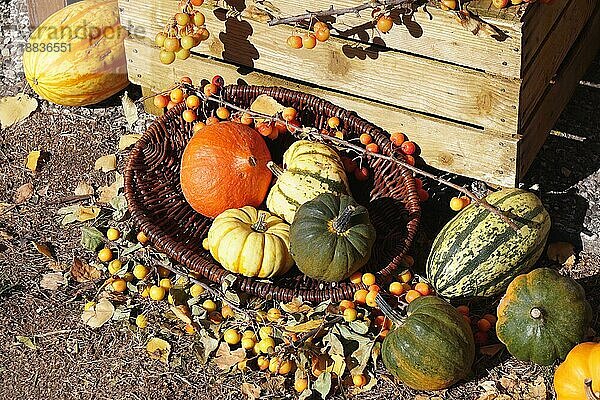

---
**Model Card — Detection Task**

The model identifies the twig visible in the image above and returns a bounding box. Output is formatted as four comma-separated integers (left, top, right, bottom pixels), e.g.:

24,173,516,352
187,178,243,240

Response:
189,85,519,231
46,194,93,206
0,204,18,217
268,0,417,26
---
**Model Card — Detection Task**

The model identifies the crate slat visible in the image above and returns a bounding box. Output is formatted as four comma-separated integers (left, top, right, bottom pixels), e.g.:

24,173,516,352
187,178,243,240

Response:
27,0,67,27
519,0,596,130
124,37,521,186
120,0,521,134
518,5,600,179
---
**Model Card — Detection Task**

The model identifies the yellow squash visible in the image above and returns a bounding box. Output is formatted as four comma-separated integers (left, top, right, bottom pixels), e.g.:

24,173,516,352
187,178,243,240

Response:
207,207,294,278
23,0,129,106
554,342,600,400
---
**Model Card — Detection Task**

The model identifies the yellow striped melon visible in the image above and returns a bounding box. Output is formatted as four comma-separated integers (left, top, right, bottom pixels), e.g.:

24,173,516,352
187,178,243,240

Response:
23,0,129,106
426,188,550,299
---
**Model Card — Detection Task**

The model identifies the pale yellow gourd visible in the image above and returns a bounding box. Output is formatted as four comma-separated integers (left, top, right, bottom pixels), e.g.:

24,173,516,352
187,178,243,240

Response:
207,206,294,278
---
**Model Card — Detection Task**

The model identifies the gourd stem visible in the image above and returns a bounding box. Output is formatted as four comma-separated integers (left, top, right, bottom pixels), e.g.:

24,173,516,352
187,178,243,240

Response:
251,212,268,233
375,294,406,326
585,379,599,400
530,307,543,320
332,205,357,232
267,161,284,178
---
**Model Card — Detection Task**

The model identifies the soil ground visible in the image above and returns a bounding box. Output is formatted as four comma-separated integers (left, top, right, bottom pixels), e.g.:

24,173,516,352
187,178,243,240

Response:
0,0,599,399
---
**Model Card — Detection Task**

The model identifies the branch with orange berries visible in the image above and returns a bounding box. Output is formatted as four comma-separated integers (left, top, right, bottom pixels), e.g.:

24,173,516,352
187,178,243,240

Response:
142,79,519,231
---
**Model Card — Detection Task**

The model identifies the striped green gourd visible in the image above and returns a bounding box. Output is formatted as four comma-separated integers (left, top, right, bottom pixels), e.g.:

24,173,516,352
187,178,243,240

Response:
266,140,350,223
426,188,550,299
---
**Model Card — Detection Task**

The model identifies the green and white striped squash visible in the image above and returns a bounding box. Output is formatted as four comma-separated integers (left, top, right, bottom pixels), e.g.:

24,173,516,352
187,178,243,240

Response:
266,140,350,223
426,188,550,299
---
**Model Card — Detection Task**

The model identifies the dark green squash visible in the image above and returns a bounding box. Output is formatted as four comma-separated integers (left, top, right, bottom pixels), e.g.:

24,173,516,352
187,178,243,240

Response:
496,267,592,366
380,295,475,391
289,193,375,282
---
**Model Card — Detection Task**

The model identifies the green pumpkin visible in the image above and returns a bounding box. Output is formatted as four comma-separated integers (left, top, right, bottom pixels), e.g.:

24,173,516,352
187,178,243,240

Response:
266,140,350,224
427,188,550,298
381,296,475,391
289,193,375,282
496,268,592,365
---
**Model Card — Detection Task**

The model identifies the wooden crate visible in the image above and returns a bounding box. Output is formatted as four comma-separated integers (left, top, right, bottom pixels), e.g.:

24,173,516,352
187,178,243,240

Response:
26,0,82,27
118,0,600,186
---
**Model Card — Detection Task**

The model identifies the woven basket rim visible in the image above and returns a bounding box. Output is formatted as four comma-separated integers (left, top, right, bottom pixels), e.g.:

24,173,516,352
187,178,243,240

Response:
124,84,421,302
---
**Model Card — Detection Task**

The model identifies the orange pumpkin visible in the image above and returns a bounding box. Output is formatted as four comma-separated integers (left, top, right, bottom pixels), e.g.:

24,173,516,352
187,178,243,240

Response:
554,342,600,400
180,122,272,217
23,0,129,106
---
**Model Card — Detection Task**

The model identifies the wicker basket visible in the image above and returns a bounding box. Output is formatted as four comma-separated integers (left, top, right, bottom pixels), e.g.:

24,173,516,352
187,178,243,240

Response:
124,85,421,302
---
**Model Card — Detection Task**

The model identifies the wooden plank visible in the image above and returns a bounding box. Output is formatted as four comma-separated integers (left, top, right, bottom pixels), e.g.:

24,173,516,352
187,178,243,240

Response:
27,0,67,27
263,0,524,78
520,0,570,72
517,5,600,180
124,36,520,186
519,0,595,130
119,0,521,134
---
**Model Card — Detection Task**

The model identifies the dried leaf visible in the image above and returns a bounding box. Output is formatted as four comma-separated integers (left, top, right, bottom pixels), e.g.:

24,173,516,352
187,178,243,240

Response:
118,134,142,150
94,154,116,173
71,257,101,282
285,318,323,333
146,337,171,364
16,335,37,350
281,297,312,314
74,181,94,196
547,242,576,266
170,305,192,325
240,382,261,400
527,376,547,398
98,173,124,203
250,94,285,123
75,206,100,222
40,272,64,290
121,92,139,129
0,93,38,129
25,150,41,171
32,241,54,260
313,371,332,399
80,226,104,252
241,5,271,23
193,330,219,364
14,182,33,204
213,342,246,370
109,195,128,221
81,298,114,328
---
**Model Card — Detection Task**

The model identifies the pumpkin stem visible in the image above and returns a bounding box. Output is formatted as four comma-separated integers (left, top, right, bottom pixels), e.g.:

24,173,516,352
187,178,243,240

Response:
375,293,406,326
530,307,543,320
585,379,599,400
267,161,284,178
332,205,357,232
251,212,268,233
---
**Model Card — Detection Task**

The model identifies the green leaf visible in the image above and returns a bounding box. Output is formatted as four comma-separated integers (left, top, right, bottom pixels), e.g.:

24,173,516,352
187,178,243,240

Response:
349,320,369,335
110,195,128,221
313,371,332,399
371,341,381,366
121,243,143,257
80,226,104,252
16,335,37,350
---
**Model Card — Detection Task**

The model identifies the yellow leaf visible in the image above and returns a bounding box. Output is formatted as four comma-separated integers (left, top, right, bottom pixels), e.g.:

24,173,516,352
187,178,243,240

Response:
75,206,100,222
0,93,38,129
250,94,285,123
32,241,55,260
281,297,312,314
81,298,114,328
94,154,116,173
121,92,139,129
146,337,171,364
118,134,142,150
97,173,124,204
25,150,41,171
213,342,246,370
285,319,323,333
